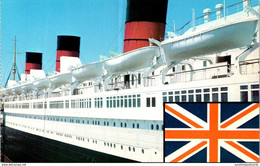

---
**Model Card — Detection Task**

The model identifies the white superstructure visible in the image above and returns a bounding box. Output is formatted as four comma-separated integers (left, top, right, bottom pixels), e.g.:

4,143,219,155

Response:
0,1,259,162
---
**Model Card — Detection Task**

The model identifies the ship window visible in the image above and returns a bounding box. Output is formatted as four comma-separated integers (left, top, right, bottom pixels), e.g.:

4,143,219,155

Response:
163,96,167,102
132,75,135,85
168,96,173,102
251,84,259,89
181,95,186,102
181,90,186,94
146,98,150,107
152,97,156,107
133,98,136,107
168,91,173,95
124,123,127,127
121,98,124,108
163,92,167,95
212,88,218,92
188,95,194,102
137,123,139,129
138,73,141,85
203,61,207,67
204,94,210,102
137,97,141,107
240,85,248,90
221,93,228,102
212,93,218,102
175,91,180,94
65,100,69,108
133,123,135,128
204,88,210,92
121,122,123,127
175,96,180,102
151,124,154,130
240,91,248,102
128,97,132,108
107,98,109,108
182,65,185,71
117,97,120,108
221,87,228,91
156,124,159,130
251,91,259,102
113,122,116,126
124,96,128,108
172,67,175,72
110,97,112,108
188,90,194,93
113,98,116,108
196,89,201,93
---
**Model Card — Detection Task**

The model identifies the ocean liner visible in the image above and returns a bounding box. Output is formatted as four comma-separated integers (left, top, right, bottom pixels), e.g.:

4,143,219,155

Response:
0,0,259,162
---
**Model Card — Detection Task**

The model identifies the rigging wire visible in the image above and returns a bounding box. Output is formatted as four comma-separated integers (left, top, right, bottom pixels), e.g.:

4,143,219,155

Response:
102,24,125,56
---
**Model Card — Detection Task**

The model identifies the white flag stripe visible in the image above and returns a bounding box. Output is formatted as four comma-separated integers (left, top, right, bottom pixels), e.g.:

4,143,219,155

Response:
166,104,207,129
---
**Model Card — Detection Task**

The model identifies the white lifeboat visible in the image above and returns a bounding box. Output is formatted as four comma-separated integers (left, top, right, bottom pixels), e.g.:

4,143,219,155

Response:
21,82,35,93
33,78,50,91
104,46,159,74
49,72,72,87
162,16,258,63
72,61,104,82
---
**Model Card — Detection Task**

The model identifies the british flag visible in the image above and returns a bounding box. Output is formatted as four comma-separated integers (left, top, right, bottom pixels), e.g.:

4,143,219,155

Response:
164,103,259,163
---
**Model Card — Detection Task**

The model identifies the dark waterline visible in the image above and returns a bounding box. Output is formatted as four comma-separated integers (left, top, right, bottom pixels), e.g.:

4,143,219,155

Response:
0,126,135,163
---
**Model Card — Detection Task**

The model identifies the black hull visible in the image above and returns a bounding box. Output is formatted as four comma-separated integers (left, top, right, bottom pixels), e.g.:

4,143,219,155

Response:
1,126,135,163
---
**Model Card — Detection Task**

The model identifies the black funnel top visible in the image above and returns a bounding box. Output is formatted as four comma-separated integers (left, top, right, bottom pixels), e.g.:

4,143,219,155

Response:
57,35,80,51
126,0,168,23
26,52,42,64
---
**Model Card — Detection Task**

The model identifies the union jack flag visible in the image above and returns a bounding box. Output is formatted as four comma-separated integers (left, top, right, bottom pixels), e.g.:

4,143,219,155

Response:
164,103,259,163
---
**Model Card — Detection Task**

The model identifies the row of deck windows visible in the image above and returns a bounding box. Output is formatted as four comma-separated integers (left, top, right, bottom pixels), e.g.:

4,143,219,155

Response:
106,94,141,108
163,87,228,102
240,84,259,102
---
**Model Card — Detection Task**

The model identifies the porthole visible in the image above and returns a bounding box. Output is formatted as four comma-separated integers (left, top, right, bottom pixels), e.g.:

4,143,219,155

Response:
114,144,116,148
129,147,131,151
133,147,135,152
151,124,154,130
110,143,112,147
137,123,139,129
121,122,123,127
156,124,159,130
133,123,135,128
142,149,144,154
121,145,123,150
124,123,127,127
104,142,106,146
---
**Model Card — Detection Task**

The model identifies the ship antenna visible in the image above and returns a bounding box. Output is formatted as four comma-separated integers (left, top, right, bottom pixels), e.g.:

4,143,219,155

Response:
12,36,17,80
4,36,22,86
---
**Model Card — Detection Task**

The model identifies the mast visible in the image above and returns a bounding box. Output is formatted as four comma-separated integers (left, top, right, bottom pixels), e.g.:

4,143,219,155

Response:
12,36,17,80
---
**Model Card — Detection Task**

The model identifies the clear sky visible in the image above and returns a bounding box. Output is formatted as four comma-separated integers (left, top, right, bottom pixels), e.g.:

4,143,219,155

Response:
1,0,243,86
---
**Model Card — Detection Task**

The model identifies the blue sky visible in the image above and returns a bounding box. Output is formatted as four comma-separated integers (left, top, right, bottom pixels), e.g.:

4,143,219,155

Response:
1,0,242,86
